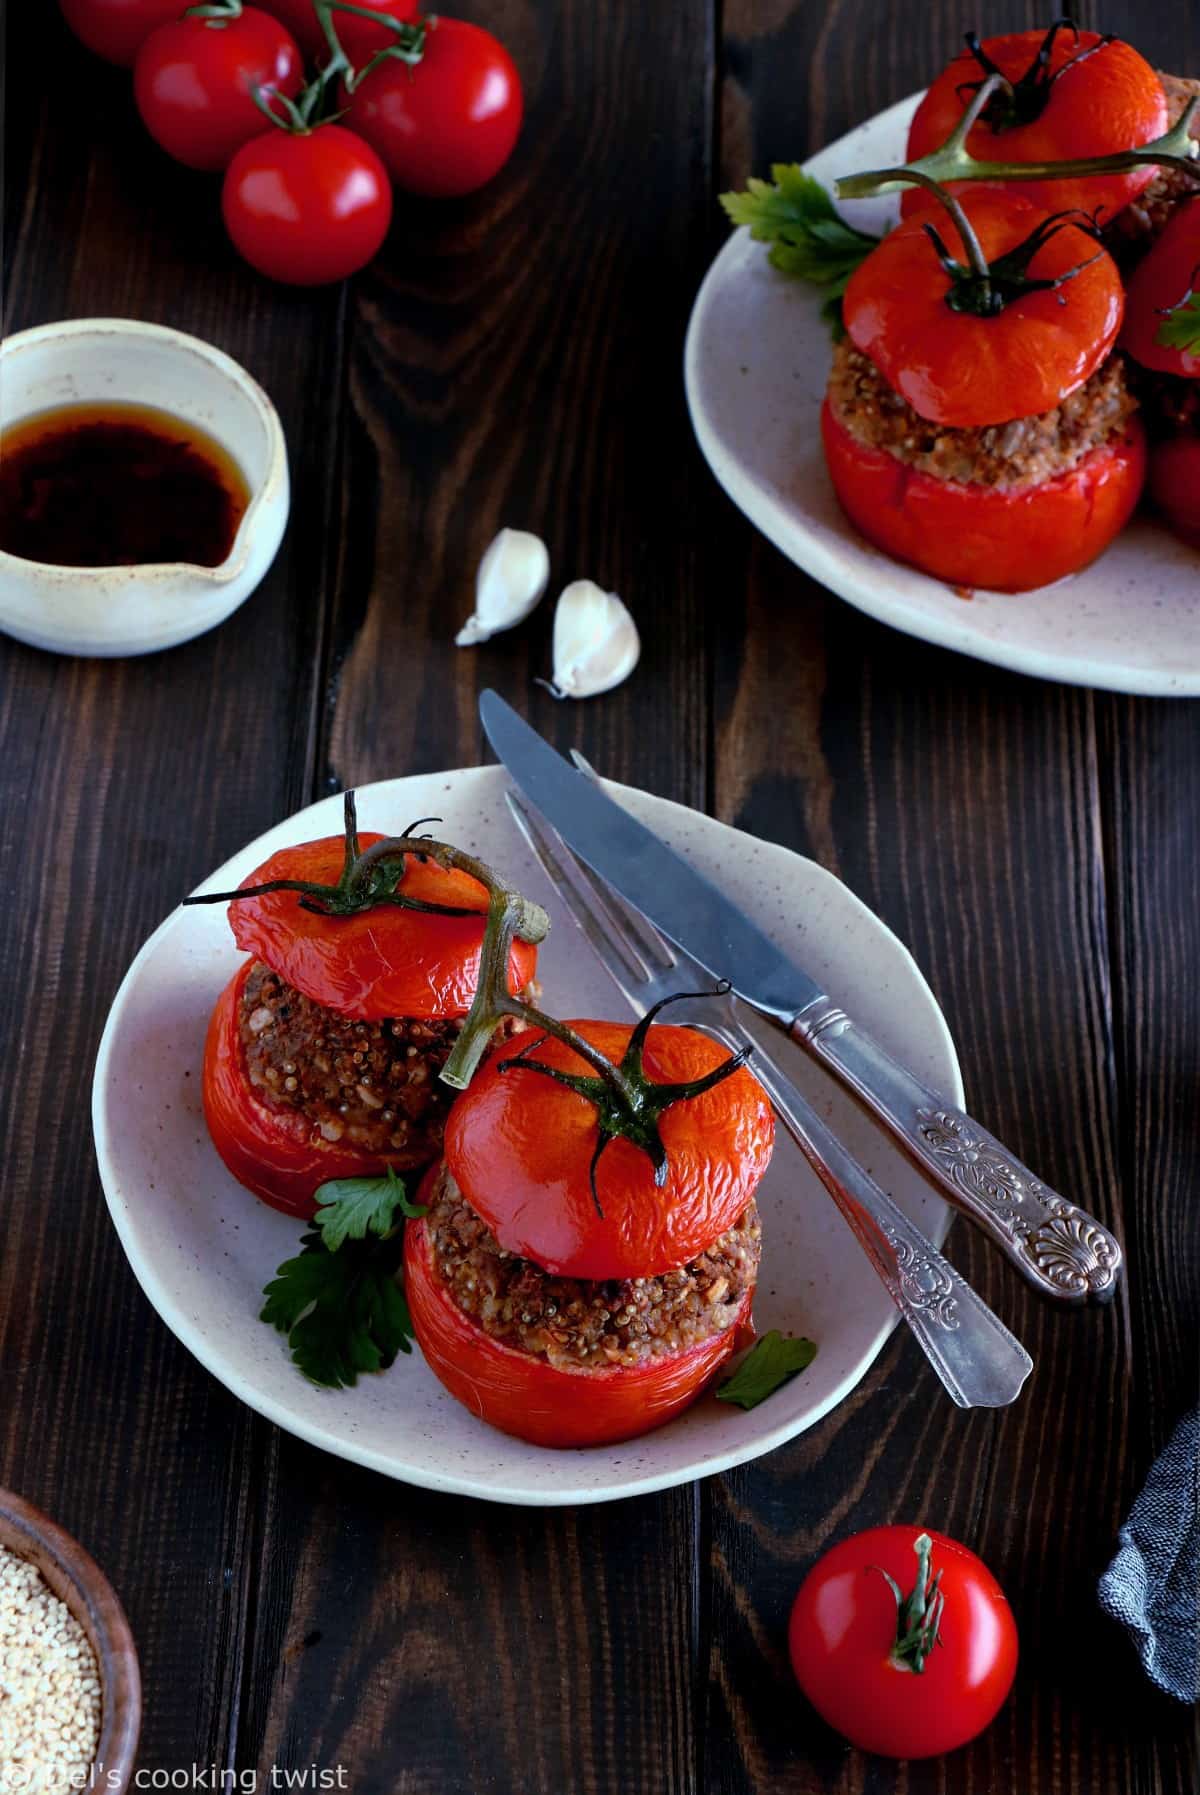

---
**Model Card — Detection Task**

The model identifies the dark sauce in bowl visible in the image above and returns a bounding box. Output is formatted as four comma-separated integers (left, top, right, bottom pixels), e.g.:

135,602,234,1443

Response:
0,402,251,568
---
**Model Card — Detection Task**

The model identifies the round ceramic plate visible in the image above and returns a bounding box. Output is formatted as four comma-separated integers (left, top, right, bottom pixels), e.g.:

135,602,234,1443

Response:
685,95,1200,697
93,768,961,1506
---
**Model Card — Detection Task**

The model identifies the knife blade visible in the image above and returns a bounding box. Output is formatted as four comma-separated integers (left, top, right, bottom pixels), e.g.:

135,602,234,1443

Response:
480,690,819,1024
481,689,1124,1306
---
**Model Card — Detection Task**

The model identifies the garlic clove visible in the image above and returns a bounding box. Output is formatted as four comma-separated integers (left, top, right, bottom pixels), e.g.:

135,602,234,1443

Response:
546,579,641,700
456,528,550,646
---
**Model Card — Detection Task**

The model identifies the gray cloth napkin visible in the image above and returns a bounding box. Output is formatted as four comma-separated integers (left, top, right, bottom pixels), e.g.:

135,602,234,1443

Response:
1097,1406,1199,1702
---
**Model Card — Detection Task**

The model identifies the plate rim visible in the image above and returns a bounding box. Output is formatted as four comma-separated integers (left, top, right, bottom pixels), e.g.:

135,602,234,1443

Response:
92,766,963,1507
684,93,1200,699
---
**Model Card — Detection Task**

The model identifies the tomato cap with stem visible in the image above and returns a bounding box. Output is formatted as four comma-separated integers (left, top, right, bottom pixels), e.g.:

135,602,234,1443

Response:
837,70,1200,203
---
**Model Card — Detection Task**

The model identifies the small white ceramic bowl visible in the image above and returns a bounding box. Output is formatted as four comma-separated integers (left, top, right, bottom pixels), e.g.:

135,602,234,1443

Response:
0,318,289,656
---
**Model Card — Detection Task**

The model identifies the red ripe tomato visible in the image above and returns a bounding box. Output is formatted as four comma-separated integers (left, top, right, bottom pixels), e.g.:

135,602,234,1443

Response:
331,0,420,67
821,400,1146,593
59,0,185,67
222,123,392,284
249,0,326,62
134,8,303,173
342,17,523,198
904,27,1167,226
202,961,402,1218
1121,199,1200,378
843,194,1124,429
223,832,538,1018
788,1526,1018,1759
444,1020,775,1280
404,1169,757,1447
1149,435,1200,547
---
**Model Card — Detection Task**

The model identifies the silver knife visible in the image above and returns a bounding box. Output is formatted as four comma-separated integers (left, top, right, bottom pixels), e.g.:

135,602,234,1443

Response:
480,689,1123,1306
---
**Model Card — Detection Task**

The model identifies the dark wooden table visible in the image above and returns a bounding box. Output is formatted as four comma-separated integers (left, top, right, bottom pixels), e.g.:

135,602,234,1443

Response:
4,2,1199,1790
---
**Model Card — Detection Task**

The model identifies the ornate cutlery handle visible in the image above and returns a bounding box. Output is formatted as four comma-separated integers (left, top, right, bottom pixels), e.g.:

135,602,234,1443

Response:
734,1033,1033,1409
792,1000,1122,1306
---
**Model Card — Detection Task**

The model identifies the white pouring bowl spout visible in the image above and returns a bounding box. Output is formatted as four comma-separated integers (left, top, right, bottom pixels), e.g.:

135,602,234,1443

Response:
0,318,289,657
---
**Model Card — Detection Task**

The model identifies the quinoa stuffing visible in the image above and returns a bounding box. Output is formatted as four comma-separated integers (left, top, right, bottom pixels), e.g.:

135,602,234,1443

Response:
1108,72,1200,256
238,960,466,1161
424,1164,761,1369
827,339,1139,488
0,1545,101,1794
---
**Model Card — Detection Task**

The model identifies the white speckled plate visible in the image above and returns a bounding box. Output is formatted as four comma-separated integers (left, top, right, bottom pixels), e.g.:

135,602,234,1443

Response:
685,95,1200,696
92,768,961,1506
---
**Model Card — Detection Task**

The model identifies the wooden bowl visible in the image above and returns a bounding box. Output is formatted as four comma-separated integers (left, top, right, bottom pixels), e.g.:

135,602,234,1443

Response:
0,1487,141,1792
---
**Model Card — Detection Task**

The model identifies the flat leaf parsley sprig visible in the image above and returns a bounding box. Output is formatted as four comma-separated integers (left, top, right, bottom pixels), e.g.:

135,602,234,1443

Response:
1157,287,1200,354
720,166,879,333
261,1167,427,1389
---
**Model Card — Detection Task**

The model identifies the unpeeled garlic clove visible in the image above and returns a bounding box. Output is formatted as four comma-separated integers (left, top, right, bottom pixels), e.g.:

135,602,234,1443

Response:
456,528,550,646
546,580,640,700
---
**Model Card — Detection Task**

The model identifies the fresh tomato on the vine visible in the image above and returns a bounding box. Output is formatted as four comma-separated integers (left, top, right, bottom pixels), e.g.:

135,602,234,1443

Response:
248,0,328,60
134,4,303,172
788,1526,1018,1759
904,24,1168,226
329,0,420,67
342,16,523,198
58,0,187,67
222,121,392,283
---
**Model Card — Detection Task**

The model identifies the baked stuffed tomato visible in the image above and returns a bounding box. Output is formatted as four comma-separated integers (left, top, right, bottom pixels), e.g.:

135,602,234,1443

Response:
824,190,1145,591
1120,197,1200,546
192,795,538,1219
406,1008,775,1448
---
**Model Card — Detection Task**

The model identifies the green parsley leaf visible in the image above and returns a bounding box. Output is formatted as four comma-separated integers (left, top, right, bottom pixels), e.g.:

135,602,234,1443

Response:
715,1330,818,1411
720,165,877,332
1156,290,1200,355
312,1164,426,1253
261,1218,415,1390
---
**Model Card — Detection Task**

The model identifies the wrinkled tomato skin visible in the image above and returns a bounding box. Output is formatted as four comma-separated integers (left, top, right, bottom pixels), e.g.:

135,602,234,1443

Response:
222,125,392,286
405,1182,756,1448
59,0,186,67
224,832,538,1019
788,1526,1018,1759
342,17,523,198
821,399,1146,592
1149,436,1200,547
1121,199,1200,378
203,963,392,1219
843,195,1124,428
904,30,1166,225
134,9,303,173
445,1022,775,1281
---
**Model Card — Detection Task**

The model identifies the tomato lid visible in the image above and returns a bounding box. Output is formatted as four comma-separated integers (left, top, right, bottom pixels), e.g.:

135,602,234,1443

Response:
444,1019,775,1280
226,831,537,1020
843,192,1124,428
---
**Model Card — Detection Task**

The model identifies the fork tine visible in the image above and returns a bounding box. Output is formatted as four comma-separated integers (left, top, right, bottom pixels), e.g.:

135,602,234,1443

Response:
503,790,653,991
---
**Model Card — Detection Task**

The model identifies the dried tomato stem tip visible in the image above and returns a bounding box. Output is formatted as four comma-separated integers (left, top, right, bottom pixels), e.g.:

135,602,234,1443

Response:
963,17,1113,133
870,1531,946,1676
835,72,1200,201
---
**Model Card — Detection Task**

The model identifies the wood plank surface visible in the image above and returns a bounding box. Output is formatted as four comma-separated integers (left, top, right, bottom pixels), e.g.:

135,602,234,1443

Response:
1,1,1198,1792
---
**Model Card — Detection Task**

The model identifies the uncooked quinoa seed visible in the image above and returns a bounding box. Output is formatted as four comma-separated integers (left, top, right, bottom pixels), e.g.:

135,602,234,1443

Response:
0,1543,102,1793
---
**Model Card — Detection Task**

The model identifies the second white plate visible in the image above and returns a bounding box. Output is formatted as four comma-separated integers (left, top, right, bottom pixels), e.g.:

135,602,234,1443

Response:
685,95,1200,696
93,767,961,1506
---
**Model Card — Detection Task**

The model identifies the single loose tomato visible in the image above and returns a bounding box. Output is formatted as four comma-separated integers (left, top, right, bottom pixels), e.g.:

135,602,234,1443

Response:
1121,199,1200,378
1148,434,1200,547
59,0,185,66
134,7,303,172
203,962,398,1217
222,122,392,284
225,832,538,1018
404,1172,756,1446
904,27,1167,226
821,399,1145,592
843,194,1124,428
342,16,522,198
789,1526,1018,1759
444,1020,774,1280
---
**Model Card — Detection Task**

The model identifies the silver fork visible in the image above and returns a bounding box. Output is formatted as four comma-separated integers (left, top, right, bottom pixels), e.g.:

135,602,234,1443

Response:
504,785,1033,1410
